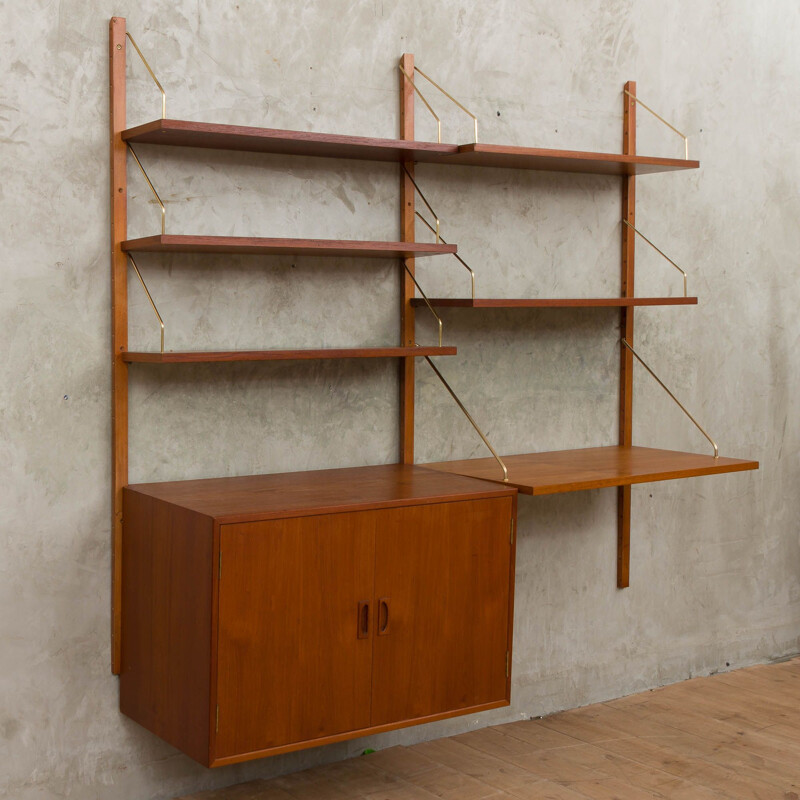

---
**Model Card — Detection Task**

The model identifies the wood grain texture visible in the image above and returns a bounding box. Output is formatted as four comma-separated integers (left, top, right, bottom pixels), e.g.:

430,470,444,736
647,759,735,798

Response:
126,463,517,524
121,235,456,258
177,658,800,799
618,79,637,589
120,119,700,175
371,498,514,726
119,491,214,765
121,346,457,363
399,52,416,465
410,297,698,308
422,446,759,495
109,15,128,675
215,513,376,758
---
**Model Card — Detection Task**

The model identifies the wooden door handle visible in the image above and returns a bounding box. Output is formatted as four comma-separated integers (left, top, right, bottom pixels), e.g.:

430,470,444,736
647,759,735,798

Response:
378,597,390,636
357,601,370,639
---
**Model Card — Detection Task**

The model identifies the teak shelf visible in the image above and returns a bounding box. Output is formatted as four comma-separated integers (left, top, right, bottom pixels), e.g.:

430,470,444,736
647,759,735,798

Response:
122,118,699,175
122,346,457,363
411,297,699,308
423,446,758,496
109,17,757,766
122,234,457,259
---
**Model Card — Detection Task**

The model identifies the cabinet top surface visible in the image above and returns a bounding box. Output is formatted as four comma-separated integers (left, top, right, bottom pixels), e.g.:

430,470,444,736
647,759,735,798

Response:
126,463,516,522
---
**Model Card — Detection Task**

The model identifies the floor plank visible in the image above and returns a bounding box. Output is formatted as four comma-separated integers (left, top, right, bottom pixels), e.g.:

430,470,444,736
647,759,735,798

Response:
176,657,800,800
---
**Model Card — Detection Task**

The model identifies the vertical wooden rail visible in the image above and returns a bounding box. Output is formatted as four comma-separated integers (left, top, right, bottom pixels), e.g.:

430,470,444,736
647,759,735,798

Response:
399,54,415,463
617,80,636,589
110,16,128,673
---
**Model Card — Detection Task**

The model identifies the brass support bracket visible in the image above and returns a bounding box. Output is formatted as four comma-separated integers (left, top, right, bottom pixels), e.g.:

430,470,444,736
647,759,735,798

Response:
623,220,688,297
621,338,718,458
128,144,166,236
127,254,165,353
402,165,476,299
404,264,443,347
125,31,166,119
398,62,478,143
623,89,688,159
422,355,509,482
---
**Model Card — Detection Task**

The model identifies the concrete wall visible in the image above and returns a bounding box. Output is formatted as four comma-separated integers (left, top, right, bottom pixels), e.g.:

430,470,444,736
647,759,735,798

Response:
1,0,797,797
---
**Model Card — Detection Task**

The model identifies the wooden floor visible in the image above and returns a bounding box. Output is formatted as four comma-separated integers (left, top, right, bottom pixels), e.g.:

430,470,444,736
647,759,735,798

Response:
180,658,800,799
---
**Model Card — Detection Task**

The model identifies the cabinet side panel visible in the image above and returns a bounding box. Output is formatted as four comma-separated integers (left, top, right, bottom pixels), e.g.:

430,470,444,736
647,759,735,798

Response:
216,513,375,759
371,497,514,726
120,491,213,765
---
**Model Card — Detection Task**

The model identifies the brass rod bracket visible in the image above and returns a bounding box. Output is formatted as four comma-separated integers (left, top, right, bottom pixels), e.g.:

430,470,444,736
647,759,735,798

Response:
125,31,166,119
398,62,479,143
127,254,165,353
402,165,440,242
127,144,166,236
422,355,509,481
404,265,443,347
621,338,718,458
623,220,688,297
623,89,688,159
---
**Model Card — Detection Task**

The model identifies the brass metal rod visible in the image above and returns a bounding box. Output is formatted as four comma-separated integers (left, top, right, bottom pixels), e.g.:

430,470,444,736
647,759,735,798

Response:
422,356,509,481
398,64,442,143
128,144,166,235
623,220,688,297
127,254,165,353
621,338,718,458
402,165,440,241
414,65,479,143
415,213,476,299
403,263,443,347
125,31,166,119
623,89,688,159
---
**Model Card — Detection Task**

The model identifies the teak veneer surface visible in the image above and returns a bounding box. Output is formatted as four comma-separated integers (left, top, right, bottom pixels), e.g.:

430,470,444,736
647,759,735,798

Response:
122,234,456,258
411,297,699,308
121,346,457,363
423,445,759,495
126,463,516,523
121,119,700,175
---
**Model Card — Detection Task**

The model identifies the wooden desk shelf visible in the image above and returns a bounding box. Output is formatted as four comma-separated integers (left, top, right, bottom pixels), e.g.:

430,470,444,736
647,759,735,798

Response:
423,446,759,496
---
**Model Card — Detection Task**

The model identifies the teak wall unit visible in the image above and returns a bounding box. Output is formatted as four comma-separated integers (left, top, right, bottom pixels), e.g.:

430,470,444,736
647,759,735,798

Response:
109,17,758,765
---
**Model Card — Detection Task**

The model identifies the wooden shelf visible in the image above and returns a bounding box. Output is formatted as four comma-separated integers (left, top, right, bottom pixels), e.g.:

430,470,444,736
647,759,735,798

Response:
122,235,457,258
422,446,758,495
122,345,457,363
444,144,699,175
121,119,699,175
411,297,699,308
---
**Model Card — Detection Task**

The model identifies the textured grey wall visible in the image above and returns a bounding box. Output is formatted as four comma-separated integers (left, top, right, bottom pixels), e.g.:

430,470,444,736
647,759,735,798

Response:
1,0,797,798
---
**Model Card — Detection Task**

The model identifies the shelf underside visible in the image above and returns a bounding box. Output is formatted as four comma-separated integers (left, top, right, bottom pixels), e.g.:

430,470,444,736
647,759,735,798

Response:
122,346,456,363
122,120,699,175
122,235,456,258
411,297,699,308
422,446,758,495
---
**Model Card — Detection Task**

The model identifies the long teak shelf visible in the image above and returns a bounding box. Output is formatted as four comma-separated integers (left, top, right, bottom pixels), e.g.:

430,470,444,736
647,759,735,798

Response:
122,346,457,363
122,235,456,258
422,446,758,495
122,119,699,175
411,297,699,308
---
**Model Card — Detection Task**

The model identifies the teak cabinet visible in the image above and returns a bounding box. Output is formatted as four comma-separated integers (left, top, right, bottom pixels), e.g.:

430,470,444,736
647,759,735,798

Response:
120,465,516,766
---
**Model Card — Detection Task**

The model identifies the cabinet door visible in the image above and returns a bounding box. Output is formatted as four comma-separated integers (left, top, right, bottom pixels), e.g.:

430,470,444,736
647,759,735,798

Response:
215,512,375,759
371,497,514,727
